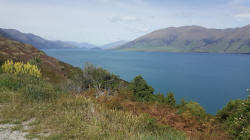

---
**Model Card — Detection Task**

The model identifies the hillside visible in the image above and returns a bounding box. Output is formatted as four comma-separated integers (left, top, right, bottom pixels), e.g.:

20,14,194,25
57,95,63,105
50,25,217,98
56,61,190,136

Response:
1,36,247,140
101,40,128,49
116,25,250,53
0,36,78,83
0,28,79,49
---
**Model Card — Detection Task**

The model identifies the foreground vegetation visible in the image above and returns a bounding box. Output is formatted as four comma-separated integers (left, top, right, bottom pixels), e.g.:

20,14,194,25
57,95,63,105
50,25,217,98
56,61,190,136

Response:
0,61,187,139
217,97,250,139
0,59,249,140
0,91,188,140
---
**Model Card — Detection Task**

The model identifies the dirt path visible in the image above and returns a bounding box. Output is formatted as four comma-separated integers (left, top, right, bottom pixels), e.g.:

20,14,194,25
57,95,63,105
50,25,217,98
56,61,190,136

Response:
0,124,27,140
0,119,36,140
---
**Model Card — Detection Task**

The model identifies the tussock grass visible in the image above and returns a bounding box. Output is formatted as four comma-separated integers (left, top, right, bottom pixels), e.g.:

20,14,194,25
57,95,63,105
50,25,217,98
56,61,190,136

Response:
0,91,187,140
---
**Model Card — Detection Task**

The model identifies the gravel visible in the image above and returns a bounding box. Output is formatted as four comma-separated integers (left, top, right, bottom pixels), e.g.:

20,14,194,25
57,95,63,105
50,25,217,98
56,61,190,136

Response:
0,119,36,140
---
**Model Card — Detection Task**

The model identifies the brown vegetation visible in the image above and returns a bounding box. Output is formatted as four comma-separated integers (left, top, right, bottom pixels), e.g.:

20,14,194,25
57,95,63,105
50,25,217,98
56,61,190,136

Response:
84,89,230,140
0,36,78,84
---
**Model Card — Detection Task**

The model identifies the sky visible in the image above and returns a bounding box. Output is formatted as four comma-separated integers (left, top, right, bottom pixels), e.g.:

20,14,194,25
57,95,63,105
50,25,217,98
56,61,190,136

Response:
0,0,250,45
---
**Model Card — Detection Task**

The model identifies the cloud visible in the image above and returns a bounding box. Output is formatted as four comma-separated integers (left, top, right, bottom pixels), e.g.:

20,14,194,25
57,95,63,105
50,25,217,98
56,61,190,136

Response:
108,16,139,23
234,13,250,18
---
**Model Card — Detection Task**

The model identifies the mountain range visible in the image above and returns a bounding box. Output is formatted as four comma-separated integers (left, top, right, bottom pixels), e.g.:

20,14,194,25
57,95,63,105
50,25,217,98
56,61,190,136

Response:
0,28,100,49
0,28,125,50
115,25,250,53
0,28,80,49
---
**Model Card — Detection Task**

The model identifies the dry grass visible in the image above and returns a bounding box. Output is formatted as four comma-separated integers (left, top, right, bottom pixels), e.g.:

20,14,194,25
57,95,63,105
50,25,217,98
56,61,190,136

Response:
93,89,230,140
0,90,187,140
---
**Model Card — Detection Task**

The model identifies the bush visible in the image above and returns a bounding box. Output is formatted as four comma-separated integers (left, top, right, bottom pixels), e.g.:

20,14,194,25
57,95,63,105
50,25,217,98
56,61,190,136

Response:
152,93,166,103
177,100,207,120
165,92,176,106
67,63,121,93
216,98,250,139
0,60,58,101
129,75,154,101
23,81,58,101
0,73,39,90
0,73,22,90
83,63,121,89
1,60,41,78
0,73,58,101
184,102,206,119
0,60,43,91
29,57,41,68
151,92,176,107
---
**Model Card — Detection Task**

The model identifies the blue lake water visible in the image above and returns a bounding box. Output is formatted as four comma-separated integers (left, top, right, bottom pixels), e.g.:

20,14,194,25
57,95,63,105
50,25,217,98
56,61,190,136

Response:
43,49,250,114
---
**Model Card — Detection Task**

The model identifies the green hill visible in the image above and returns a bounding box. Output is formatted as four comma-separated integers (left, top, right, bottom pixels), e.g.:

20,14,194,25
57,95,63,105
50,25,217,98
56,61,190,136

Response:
116,25,250,53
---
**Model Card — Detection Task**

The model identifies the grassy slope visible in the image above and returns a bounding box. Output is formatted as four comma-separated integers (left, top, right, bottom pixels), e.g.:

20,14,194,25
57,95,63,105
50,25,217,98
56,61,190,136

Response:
0,36,79,84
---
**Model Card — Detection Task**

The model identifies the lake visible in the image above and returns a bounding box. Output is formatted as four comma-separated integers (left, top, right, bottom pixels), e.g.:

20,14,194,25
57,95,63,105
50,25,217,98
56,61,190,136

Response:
43,49,250,114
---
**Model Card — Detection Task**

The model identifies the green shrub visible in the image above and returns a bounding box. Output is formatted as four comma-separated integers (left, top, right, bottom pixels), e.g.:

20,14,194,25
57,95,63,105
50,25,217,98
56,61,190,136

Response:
152,93,166,103
67,63,121,93
29,57,41,68
129,75,154,101
0,73,23,90
216,98,250,139
151,92,176,107
83,63,121,89
23,81,58,101
184,102,206,119
177,100,207,120
0,73,58,101
165,92,176,106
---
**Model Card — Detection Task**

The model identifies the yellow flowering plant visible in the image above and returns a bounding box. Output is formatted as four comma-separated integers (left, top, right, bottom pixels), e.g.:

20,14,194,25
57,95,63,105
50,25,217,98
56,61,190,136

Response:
1,60,41,78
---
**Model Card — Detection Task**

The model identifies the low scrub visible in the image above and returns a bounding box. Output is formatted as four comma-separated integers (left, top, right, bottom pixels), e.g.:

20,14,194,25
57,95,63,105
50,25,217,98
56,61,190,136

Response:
152,92,176,107
23,80,58,101
177,99,207,120
0,60,58,101
66,63,123,94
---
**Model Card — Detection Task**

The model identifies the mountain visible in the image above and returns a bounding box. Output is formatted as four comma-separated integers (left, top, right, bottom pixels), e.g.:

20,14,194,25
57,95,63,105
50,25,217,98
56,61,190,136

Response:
0,28,78,49
65,41,97,49
100,40,128,49
115,25,250,53
0,36,78,83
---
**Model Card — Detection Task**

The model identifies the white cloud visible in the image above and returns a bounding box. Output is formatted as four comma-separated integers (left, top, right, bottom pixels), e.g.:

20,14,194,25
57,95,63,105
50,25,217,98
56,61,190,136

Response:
109,16,139,23
234,13,250,18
